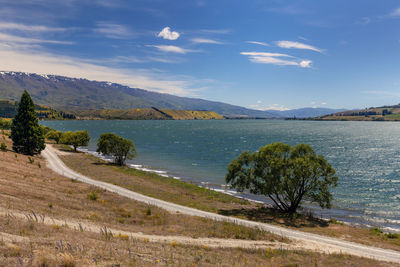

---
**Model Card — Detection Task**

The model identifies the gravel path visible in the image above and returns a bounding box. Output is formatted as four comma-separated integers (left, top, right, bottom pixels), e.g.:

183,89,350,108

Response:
42,145,400,264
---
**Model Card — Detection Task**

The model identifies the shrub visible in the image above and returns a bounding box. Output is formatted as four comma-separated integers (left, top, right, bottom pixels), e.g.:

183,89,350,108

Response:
87,191,98,201
45,130,63,144
226,142,338,214
0,142,7,151
96,133,136,166
60,130,90,151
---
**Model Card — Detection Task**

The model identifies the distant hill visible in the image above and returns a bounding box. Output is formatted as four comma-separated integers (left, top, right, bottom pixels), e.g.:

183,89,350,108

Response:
267,107,346,118
316,104,400,121
72,107,224,120
0,71,277,118
0,98,75,119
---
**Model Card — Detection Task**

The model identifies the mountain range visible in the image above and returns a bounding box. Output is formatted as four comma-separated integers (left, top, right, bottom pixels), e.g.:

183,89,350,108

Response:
0,71,342,118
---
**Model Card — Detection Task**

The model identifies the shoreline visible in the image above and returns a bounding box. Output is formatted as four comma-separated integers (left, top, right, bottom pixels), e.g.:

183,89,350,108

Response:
77,146,400,234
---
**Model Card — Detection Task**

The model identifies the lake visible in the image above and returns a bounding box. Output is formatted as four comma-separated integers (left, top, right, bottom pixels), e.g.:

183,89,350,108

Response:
41,120,400,232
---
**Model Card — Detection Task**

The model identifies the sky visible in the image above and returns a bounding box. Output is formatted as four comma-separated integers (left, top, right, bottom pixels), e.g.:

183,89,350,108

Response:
0,0,400,110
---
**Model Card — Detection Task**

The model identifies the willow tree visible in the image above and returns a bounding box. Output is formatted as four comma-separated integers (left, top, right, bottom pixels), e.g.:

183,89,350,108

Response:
11,91,45,155
226,142,338,214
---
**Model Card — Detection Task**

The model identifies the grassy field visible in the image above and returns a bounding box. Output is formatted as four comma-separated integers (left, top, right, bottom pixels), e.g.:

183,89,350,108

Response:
0,132,398,266
59,148,400,252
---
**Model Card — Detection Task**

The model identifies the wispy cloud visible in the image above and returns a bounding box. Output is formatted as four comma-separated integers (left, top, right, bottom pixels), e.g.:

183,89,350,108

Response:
389,7,400,17
191,38,223,44
157,27,180,40
241,51,312,68
94,22,134,39
246,41,269,47
0,32,72,45
0,22,66,32
276,40,323,53
200,29,231,34
150,45,197,54
249,101,290,111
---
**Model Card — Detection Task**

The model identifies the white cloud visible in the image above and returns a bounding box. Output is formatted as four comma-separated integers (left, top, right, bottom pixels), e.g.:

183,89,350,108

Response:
94,22,134,39
321,102,327,105
191,38,223,44
0,45,201,96
241,51,312,68
151,45,197,54
389,7,400,17
200,29,231,34
157,27,180,40
299,60,312,68
0,22,66,32
246,41,269,47
240,52,293,58
0,32,72,45
276,40,323,53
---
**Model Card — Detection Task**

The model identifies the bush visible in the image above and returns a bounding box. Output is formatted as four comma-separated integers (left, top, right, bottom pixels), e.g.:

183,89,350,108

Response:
226,142,338,214
0,142,7,151
96,133,136,165
0,119,11,130
45,130,63,144
60,130,90,151
87,191,98,201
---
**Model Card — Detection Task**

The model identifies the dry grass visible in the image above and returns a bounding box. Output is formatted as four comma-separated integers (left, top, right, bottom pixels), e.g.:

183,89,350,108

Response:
59,144,400,252
0,215,393,267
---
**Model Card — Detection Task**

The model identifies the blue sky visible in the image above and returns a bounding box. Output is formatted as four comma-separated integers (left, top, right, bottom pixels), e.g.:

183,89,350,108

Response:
0,0,399,110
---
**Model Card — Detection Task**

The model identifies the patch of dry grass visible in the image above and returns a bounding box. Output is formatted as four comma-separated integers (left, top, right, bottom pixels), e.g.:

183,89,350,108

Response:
0,215,392,267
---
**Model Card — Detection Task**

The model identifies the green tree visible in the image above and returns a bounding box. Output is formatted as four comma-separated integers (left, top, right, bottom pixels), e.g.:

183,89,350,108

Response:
226,142,338,214
45,130,63,144
96,133,136,166
11,91,45,155
60,130,90,151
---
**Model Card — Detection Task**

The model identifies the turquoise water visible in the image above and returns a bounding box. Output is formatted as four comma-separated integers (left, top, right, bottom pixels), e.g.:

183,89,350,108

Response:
41,120,400,231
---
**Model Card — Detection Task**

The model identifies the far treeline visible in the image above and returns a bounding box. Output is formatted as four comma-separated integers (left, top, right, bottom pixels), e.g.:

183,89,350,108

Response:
0,99,76,120
314,104,400,121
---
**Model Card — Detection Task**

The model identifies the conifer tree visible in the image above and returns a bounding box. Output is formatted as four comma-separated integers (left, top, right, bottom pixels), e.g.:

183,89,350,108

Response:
11,90,45,155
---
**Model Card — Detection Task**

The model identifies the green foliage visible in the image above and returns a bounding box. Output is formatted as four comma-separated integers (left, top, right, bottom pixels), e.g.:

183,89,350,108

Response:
45,130,63,144
370,227,383,234
87,191,98,201
10,91,45,155
226,142,338,214
60,130,90,151
0,119,12,129
41,126,54,136
96,133,136,166
28,157,34,164
0,142,7,151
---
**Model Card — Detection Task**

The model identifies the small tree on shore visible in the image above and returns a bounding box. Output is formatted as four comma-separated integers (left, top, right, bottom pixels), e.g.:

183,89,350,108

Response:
226,142,338,214
45,130,63,144
11,91,45,155
60,130,90,151
96,133,136,166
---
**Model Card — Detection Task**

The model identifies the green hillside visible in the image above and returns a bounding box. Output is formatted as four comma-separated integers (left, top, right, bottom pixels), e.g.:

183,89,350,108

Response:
71,107,224,120
0,99,75,119
316,104,400,121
